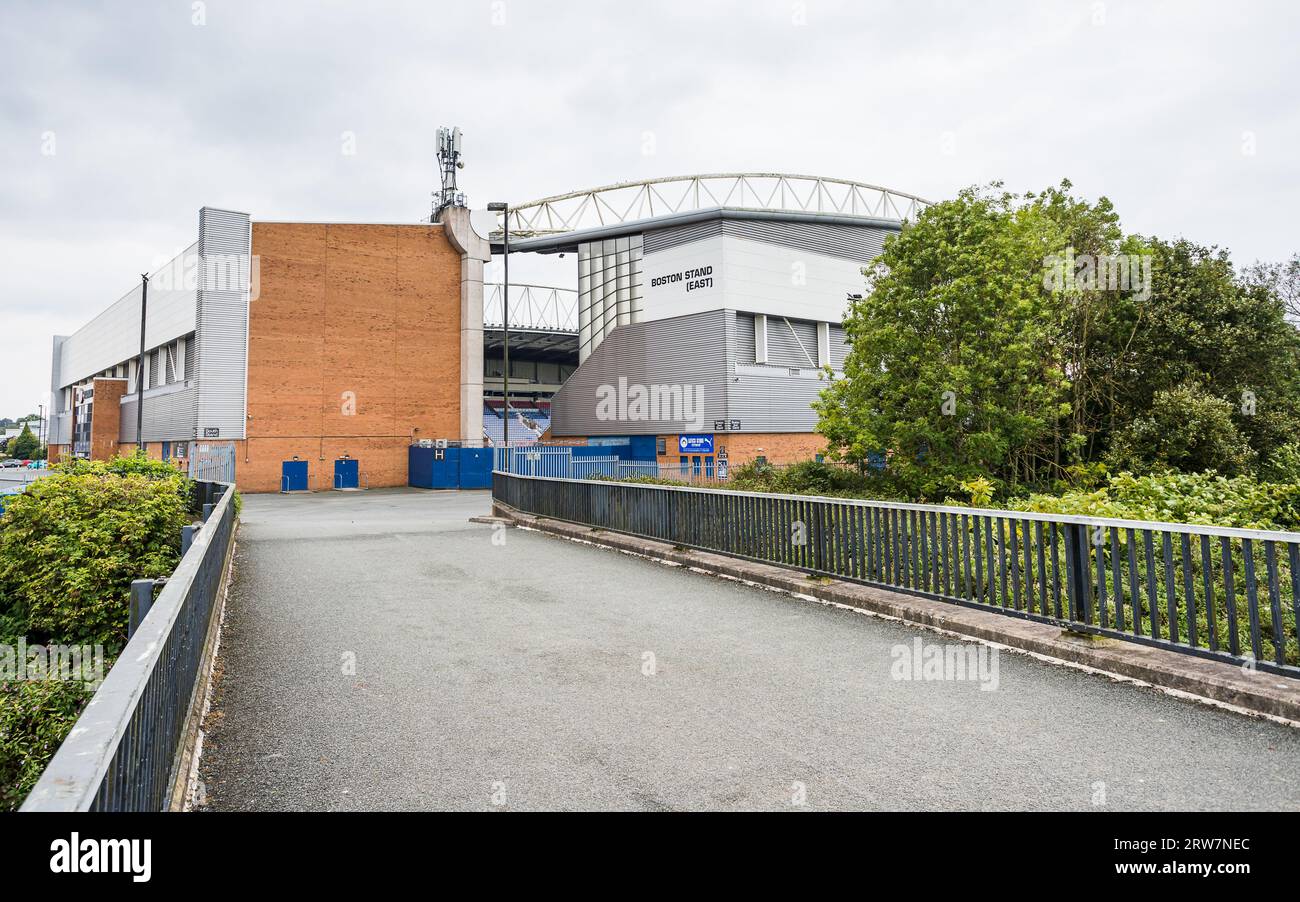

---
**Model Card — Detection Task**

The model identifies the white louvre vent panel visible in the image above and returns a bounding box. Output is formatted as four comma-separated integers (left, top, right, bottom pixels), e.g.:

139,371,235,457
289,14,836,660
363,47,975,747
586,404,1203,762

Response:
577,235,643,363
192,208,251,441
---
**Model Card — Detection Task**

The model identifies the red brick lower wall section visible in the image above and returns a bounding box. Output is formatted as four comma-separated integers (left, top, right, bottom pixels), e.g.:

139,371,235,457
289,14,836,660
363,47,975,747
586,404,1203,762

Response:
651,433,828,470
233,437,420,494
549,432,828,471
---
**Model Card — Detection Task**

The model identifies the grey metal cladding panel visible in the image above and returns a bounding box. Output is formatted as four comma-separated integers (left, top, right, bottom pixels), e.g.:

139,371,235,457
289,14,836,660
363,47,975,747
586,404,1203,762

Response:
643,219,887,262
120,386,198,443
722,219,888,263
767,317,818,367
553,309,731,435
727,372,825,432
193,208,250,440
642,219,724,254
829,324,850,368
733,312,756,363
50,335,65,404
49,412,71,446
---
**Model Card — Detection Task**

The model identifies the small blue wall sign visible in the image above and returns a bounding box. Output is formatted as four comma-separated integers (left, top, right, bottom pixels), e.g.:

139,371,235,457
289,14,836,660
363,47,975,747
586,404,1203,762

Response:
678,434,714,454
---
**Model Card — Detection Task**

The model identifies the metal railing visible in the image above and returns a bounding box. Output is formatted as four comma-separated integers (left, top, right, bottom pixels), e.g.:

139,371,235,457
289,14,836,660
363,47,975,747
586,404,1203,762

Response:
494,445,620,479
493,473,1300,678
21,480,237,811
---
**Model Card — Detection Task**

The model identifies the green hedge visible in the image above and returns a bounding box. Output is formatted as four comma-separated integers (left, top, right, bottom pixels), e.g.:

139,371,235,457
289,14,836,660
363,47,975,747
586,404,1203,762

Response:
0,454,193,810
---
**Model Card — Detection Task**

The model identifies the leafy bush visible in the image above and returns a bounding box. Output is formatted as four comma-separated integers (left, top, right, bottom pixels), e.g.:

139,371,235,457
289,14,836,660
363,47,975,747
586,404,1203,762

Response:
1262,442,1300,484
1011,470,1300,530
0,679,92,811
0,469,191,647
1105,384,1256,477
0,454,194,810
727,460,907,500
53,452,186,480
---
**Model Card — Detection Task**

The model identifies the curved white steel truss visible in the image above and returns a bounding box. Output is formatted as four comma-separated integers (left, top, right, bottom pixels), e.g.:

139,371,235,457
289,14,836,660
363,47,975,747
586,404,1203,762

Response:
492,173,931,238
484,283,578,332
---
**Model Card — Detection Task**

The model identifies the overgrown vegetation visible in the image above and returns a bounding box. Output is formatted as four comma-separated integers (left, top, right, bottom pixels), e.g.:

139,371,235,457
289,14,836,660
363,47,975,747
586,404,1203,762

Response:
0,452,192,810
814,180,1300,500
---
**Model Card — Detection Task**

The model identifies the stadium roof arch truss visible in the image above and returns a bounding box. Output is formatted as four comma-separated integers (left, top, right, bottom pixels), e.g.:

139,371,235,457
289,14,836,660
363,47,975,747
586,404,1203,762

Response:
484,283,577,332
492,173,932,240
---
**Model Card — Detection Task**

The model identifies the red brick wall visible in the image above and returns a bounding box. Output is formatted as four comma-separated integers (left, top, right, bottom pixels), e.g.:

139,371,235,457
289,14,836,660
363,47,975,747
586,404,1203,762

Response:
238,222,462,493
89,378,127,461
654,432,827,469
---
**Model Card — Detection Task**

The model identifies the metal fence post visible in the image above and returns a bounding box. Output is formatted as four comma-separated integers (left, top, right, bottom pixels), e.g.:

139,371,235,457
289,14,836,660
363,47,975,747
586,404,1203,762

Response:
128,579,155,638
181,524,196,556
1065,523,1093,624
202,502,214,522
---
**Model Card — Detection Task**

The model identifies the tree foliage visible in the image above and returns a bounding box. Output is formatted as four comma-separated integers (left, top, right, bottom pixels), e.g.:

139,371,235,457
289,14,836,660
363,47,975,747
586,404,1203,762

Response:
817,181,1300,498
814,185,1072,498
7,424,39,460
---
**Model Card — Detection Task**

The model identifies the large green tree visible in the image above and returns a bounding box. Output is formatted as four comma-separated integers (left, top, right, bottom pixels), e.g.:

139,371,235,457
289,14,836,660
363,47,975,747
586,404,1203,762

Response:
8,424,38,460
818,181,1300,497
814,185,1074,497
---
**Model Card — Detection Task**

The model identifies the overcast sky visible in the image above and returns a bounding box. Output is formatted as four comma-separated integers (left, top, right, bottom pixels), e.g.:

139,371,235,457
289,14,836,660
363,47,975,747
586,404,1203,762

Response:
1,0,1296,418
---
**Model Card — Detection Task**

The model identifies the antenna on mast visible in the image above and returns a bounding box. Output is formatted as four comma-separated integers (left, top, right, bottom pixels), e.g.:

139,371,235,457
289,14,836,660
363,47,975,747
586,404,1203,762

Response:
432,126,466,221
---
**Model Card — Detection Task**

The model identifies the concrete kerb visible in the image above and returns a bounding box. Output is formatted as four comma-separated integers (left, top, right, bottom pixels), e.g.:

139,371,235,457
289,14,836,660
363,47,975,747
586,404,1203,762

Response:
490,501,1300,726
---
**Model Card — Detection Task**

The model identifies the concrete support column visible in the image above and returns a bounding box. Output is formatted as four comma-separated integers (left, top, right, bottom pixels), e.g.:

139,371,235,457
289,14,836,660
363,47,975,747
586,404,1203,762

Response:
816,321,830,368
440,206,491,446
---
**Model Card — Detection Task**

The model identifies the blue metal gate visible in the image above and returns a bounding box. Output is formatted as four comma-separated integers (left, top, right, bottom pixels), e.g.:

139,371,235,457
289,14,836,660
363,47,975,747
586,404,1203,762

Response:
189,442,236,483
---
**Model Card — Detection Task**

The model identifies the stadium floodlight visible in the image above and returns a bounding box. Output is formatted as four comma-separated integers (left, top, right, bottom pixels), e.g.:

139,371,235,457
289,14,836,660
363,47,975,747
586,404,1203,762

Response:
488,202,511,464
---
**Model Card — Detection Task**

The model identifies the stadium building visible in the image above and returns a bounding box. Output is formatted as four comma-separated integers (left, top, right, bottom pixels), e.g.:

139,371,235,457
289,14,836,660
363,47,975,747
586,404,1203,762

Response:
47,159,928,491
498,174,928,475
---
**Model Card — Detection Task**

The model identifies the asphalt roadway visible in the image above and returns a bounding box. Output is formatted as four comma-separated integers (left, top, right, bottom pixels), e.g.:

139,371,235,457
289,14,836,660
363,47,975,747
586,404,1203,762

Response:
197,488,1300,811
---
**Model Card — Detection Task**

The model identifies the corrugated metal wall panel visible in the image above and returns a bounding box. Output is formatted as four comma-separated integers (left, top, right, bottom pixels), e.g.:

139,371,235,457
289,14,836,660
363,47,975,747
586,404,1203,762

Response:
733,312,756,363
56,243,200,387
552,309,730,435
766,317,818,367
48,412,71,446
551,307,833,436
192,208,251,440
829,324,849,369
643,218,888,263
643,219,724,254
120,385,199,443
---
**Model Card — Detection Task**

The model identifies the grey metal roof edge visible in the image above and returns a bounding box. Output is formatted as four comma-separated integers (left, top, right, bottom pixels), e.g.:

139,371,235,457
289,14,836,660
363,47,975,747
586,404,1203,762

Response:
496,207,906,254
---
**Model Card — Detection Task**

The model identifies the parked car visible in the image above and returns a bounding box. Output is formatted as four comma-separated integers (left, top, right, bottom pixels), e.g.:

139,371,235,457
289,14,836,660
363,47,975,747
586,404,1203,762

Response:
0,459,21,468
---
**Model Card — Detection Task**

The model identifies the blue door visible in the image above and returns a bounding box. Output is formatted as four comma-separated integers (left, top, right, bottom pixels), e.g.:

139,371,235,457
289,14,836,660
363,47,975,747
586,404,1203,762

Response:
334,458,359,489
281,460,309,492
